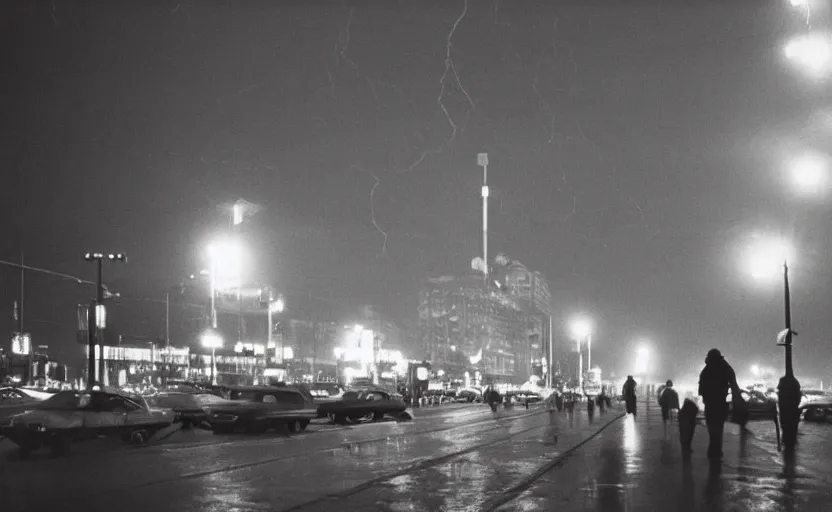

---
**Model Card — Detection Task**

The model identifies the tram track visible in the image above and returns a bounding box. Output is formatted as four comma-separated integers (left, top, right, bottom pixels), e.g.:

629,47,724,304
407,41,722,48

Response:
48,407,549,506
284,412,626,512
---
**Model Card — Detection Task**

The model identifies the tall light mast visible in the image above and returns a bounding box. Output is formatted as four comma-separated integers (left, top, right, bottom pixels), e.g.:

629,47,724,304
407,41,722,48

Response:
477,153,489,286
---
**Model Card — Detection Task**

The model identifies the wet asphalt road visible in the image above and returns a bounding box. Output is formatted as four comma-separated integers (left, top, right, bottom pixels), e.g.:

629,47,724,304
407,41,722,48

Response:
2,403,601,512
2,401,829,512
492,402,832,512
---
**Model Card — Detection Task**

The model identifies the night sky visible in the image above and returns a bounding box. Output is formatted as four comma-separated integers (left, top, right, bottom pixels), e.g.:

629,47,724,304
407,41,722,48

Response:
3,0,832,382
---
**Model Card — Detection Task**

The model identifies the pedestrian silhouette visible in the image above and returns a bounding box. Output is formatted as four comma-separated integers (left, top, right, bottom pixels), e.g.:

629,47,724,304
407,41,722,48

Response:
622,375,637,417
658,379,680,439
698,348,740,460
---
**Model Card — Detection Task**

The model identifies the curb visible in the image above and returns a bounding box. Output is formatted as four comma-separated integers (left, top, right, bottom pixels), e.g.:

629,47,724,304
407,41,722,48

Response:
481,412,627,512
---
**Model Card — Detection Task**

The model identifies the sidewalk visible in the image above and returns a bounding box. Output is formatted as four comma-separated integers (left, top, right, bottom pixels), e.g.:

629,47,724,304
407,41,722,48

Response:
494,400,832,511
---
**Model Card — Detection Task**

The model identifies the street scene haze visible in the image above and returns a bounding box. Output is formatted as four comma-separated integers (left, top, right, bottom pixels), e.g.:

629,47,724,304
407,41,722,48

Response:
2,1,832,511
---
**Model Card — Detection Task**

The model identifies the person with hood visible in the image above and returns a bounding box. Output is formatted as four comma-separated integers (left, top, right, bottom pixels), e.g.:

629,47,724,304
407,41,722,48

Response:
622,375,637,416
658,379,680,438
698,348,741,459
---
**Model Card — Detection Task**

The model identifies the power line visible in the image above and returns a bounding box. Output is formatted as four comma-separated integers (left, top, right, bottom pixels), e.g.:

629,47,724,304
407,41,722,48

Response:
0,259,94,286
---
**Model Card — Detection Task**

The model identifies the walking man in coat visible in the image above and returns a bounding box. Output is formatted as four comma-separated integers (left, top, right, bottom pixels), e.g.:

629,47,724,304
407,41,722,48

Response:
622,375,638,417
698,348,741,460
659,379,680,439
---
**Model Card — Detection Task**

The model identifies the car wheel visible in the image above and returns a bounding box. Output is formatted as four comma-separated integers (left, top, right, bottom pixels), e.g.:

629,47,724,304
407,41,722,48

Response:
372,412,384,421
129,430,149,444
334,413,348,425
299,420,310,432
287,420,301,434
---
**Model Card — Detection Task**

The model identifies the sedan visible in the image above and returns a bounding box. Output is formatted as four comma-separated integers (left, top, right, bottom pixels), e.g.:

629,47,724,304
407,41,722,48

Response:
0,390,174,458
318,387,412,425
209,386,317,435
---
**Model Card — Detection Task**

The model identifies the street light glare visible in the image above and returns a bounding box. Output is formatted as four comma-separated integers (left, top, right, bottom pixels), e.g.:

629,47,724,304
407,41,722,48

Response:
201,331,223,349
789,154,828,196
784,34,832,75
788,0,807,7
570,317,592,338
745,235,794,281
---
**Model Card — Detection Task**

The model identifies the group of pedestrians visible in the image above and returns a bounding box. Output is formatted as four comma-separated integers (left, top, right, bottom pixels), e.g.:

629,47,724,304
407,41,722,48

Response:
621,348,744,460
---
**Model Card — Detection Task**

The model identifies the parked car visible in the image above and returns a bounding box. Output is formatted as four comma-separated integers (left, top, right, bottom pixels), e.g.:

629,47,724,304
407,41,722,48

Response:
0,390,175,458
317,387,412,425
728,389,777,421
146,391,211,429
509,391,542,404
456,388,482,403
800,390,832,422
0,387,55,420
208,386,317,435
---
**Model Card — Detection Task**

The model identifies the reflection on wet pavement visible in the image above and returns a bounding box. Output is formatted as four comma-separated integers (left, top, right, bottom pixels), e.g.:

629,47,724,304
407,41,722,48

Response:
303,409,625,512
0,405,553,511
496,401,832,512
4,401,831,512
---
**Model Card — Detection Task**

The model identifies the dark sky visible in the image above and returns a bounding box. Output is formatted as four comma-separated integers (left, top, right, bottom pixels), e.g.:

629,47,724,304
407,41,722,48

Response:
3,0,832,382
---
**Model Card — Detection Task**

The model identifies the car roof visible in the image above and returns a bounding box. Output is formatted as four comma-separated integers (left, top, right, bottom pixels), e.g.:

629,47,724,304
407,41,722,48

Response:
229,386,303,394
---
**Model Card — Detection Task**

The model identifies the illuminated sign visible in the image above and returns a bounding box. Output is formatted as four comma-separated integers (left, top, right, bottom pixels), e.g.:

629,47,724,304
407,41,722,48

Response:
12,333,31,355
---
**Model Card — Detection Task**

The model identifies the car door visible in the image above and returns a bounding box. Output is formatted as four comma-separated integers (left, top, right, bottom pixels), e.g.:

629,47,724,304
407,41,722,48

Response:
121,397,157,426
82,394,130,430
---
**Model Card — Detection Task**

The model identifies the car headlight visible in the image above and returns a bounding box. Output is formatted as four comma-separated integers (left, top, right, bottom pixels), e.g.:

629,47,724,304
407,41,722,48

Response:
27,423,47,432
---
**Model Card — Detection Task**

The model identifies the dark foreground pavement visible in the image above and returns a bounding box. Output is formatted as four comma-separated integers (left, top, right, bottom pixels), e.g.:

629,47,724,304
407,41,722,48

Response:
493,401,832,511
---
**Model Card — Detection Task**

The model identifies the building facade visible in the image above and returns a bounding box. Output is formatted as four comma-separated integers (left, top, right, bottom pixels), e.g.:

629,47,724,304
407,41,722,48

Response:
418,274,536,385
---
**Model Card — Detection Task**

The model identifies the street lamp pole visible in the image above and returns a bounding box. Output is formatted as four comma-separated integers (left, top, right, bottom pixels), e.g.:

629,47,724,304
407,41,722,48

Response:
779,260,802,449
478,153,489,287
83,252,126,389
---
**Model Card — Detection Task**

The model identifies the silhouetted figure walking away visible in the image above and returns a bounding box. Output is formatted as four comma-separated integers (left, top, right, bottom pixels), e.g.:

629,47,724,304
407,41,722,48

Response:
678,398,699,453
698,348,740,460
622,375,637,417
658,379,680,439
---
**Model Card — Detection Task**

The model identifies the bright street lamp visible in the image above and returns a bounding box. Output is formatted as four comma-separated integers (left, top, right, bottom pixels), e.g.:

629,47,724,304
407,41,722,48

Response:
206,236,246,333
784,33,832,77
751,364,761,377
741,232,801,449
744,235,795,283
788,153,829,198
635,345,650,376
201,331,223,385
569,316,593,390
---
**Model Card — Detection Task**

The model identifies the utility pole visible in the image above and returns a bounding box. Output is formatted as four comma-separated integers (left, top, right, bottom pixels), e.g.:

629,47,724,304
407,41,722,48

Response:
165,292,170,347
83,252,126,389
19,252,32,385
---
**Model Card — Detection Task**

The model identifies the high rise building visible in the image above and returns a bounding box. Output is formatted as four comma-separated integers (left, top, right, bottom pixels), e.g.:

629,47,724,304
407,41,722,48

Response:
502,262,552,315
497,259,553,381
418,274,535,385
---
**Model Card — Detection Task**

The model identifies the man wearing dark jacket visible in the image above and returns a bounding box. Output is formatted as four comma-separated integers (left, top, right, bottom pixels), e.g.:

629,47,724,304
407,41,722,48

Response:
622,376,637,416
698,348,740,459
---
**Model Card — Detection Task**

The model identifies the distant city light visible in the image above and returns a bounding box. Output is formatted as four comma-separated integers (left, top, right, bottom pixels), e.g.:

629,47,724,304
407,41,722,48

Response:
570,316,592,339
635,344,650,375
